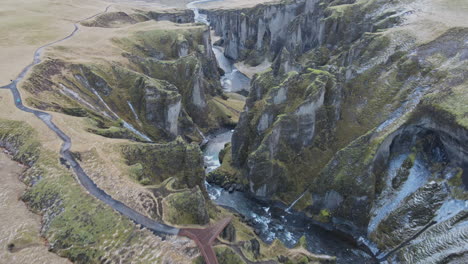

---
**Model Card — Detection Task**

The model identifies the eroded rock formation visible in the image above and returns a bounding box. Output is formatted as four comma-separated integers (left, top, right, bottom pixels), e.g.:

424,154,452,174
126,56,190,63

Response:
208,0,468,262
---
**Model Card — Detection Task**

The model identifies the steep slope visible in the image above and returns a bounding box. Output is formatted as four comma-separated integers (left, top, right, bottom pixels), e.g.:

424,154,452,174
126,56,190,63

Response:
208,0,468,262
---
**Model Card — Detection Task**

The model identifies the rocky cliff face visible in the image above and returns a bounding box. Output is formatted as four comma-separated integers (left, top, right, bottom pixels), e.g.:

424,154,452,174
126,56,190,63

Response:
22,14,229,142
80,9,194,28
209,0,468,262
207,0,313,64
231,68,334,197
205,0,395,66
121,137,205,189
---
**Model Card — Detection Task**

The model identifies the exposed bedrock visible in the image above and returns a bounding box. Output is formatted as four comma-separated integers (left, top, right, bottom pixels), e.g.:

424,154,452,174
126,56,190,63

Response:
208,0,468,261
116,26,226,136
232,68,334,197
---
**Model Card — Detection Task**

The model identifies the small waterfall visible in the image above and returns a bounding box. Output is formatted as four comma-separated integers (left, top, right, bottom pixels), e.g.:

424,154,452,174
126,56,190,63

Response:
73,71,151,141
187,1,251,94
187,1,211,24
286,190,308,212
59,84,111,118
196,127,208,145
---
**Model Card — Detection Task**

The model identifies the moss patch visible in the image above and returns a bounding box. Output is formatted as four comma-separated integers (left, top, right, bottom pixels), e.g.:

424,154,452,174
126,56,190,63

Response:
193,245,244,264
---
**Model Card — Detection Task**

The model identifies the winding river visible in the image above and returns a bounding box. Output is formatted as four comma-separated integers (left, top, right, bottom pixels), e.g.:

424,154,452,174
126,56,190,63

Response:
188,0,251,95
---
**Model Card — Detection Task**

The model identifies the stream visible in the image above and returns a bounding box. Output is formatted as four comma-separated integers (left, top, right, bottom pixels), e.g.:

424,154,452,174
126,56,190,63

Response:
188,0,250,95
213,46,251,93
188,1,376,262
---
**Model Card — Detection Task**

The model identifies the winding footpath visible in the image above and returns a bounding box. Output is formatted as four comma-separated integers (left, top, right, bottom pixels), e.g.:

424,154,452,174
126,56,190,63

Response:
0,5,229,264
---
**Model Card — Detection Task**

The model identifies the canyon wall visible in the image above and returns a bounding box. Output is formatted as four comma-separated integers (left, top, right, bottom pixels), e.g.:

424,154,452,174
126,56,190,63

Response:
208,0,468,262
21,13,233,142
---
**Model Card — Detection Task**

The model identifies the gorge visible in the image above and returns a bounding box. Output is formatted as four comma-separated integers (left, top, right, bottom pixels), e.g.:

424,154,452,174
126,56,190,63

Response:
194,2,376,261
0,0,467,263
201,0,468,262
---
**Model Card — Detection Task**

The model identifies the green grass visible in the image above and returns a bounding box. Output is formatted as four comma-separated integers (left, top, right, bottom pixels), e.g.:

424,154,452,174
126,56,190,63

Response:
0,119,165,263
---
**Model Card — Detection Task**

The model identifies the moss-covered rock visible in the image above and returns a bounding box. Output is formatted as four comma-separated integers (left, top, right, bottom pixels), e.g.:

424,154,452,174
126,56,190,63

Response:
0,119,41,166
207,144,246,189
21,19,225,142
230,68,335,199
121,137,204,189
193,246,244,264
208,0,468,262
163,187,209,225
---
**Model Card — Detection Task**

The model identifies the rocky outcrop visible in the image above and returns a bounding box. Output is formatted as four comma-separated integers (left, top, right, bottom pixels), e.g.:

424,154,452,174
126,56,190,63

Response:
209,0,468,261
119,26,227,134
142,79,182,137
145,9,194,24
163,187,209,225
206,0,316,62
232,69,334,197
121,137,205,189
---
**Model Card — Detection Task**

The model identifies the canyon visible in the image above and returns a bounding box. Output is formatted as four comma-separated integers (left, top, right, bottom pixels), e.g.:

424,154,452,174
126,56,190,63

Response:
0,0,467,263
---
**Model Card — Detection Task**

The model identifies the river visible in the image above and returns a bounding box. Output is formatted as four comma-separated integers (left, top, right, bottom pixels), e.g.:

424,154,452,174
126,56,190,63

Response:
213,46,251,93
188,1,376,262
187,0,250,95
